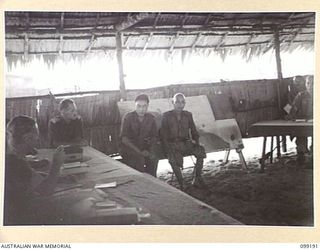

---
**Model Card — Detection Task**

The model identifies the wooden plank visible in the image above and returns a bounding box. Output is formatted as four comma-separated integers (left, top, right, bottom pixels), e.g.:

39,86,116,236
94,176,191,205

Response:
207,93,234,119
115,32,126,100
274,27,283,111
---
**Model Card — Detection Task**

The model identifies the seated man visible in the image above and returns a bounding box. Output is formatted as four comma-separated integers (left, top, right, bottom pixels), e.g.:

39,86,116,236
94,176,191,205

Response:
5,115,65,225
48,98,87,147
287,75,307,105
287,75,313,164
119,94,159,177
160,93,206,190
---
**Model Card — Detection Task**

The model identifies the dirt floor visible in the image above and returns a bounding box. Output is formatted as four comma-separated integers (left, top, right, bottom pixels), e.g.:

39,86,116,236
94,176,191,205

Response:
158,148,314,226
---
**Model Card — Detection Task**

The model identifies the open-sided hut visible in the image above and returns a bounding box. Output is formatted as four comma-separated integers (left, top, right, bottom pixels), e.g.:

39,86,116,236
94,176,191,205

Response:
5,12,315,154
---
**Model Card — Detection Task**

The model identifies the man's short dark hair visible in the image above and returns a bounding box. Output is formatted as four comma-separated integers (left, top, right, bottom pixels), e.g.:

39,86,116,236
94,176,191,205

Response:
7,115,36,141
59,98,75,111
135,94,150,104
293,75,305,83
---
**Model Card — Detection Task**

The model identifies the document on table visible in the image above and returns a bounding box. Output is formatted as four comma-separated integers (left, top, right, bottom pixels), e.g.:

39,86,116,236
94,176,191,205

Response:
95,182,117,189
63,161,88,169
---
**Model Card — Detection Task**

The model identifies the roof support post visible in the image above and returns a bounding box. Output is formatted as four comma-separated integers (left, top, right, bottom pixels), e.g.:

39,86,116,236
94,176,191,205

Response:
116,32,126,100
273,26,283,111
274,26,285,153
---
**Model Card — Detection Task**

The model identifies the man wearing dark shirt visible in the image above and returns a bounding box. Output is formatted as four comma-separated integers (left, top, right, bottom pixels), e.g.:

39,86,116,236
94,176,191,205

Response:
48,98,86,147
120,94,158,176
287,75,306,105
288,76,313,164
161,93,206,190
5,115,64,225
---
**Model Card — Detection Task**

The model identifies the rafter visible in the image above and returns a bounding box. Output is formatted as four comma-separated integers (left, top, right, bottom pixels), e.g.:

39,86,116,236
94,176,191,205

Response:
245,33,255,49
190,14,212,51
190,33,202,51
169,13,188,53
24,34,29,59
58,13,64,55
143,34,153,51
123,36,130,49
6,39,314,56
23,13,29,59
86,14,99,54
289,19,310,47
216,32,229,50
169,33,179,53
115,12,151,31
143,12,161,51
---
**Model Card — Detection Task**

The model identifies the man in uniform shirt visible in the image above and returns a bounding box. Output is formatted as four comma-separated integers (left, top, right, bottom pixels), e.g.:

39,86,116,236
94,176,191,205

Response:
288,76,313,164
160,93,206,190
119,94,158,176
48,98,87,147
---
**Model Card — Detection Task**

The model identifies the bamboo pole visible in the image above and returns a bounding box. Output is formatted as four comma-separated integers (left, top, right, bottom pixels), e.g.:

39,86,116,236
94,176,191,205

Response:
274,27,282,110
116,32,126,100
274,26,286,155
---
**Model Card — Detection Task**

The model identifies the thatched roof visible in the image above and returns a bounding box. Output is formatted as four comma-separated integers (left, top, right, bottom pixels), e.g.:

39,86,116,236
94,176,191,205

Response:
5,12,315,68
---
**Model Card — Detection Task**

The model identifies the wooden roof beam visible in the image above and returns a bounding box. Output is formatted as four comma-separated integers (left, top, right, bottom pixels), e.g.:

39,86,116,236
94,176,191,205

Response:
289,19,310,47
143,34,153,51
169,13,188,53
5,25,282,37
24,34,29,59
23,13,30,59
143,12,160,51
169,33,179,53
86,14,99,54
216,16,236,51
115,12,150,32
190,33,202,51
216,32,229,50
123,36,130,49
58,13,64,55
190,14,213,51
6,39,314,56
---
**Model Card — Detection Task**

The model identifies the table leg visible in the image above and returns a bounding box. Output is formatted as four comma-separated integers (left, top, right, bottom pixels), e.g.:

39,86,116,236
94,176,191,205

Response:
236,149,247,170
281,136,287,153
270,136,274,163
277,136,281,158
223,149,230,164
260,136,267,173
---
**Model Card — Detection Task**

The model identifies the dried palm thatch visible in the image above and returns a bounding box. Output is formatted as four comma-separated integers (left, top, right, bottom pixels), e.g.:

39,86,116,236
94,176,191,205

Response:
5,12,315,68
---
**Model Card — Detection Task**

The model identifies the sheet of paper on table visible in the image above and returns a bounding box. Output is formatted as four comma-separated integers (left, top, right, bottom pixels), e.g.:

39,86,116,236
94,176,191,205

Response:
283,103,292,114
62,162,89,169
95,181,117,189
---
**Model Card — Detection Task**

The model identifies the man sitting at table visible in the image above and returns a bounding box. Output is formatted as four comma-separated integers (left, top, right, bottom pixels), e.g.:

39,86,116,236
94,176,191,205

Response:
160,93,207,190
287,75,313,165
48,98,87,147
119,94,159,177
5,115,65,224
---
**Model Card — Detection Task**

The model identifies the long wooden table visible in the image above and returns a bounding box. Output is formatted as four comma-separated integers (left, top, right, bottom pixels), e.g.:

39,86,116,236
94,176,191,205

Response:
247,119,313,171
247,119,313,137
33,146,241,225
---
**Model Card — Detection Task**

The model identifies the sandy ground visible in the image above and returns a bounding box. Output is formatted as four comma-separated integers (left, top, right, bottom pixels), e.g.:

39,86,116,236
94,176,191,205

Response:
157,138,314,226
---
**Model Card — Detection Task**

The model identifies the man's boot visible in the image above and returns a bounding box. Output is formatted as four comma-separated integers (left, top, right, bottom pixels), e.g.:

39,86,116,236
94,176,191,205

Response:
191,160,206,188
171,165,185,191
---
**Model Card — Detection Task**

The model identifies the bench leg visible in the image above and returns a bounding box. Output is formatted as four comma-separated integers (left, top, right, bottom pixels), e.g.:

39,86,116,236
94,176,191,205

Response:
236,148,247,170
223,149,230,164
